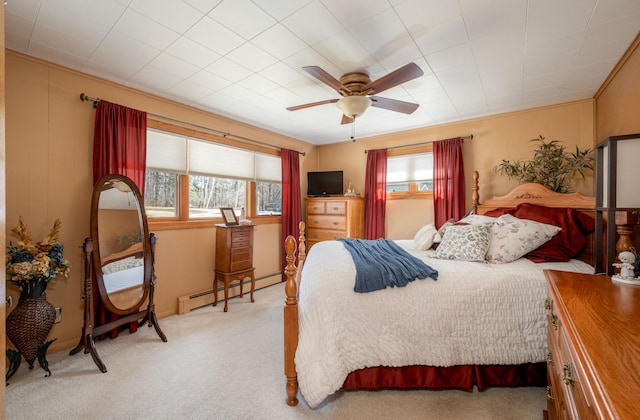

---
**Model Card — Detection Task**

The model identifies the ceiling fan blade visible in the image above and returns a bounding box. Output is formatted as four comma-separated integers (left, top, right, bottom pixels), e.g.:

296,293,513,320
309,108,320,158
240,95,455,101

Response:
370,96,420,114
341,114,354,125
287,98,339,111
363,63,424,95
302,66,346,92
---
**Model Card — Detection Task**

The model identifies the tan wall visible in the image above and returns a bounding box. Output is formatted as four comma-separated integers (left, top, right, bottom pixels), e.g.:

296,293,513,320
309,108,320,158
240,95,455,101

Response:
317,100,596,239
5,51,315,352
595,34,640,251
595,35,640,141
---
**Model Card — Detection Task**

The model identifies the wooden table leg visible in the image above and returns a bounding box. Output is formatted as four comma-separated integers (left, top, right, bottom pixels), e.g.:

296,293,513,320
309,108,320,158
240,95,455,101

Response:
250,271,255,303
223,276,229,312
212,273,219,308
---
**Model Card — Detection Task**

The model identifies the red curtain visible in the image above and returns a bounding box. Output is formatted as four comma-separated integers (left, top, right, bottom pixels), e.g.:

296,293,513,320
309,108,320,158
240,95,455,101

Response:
281,149,301,281
93,100,147,195
364,149,387,239
433,137,465,229
92,100,147,338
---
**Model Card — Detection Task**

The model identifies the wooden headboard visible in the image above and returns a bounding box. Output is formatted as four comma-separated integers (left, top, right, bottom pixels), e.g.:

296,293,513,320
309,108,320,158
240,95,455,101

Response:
470,171,596,266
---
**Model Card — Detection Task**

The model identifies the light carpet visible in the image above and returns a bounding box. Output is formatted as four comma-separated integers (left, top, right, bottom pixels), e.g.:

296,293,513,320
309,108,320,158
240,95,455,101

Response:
6,282,546,419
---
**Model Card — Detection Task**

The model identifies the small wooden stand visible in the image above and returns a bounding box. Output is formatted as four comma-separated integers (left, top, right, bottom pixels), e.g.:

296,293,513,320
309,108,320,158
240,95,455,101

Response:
213,224,255,312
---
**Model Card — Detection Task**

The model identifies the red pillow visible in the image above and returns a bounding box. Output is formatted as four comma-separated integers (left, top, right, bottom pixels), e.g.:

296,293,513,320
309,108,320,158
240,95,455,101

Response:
512,203,595,262
482,207,515,217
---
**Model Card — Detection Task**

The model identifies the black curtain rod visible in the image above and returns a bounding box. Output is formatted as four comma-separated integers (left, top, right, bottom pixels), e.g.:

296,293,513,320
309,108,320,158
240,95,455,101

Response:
364,134,473,153
79,93,306,156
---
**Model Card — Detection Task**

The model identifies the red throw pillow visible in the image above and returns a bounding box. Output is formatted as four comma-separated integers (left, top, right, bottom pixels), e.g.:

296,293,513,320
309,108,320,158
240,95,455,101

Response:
512,203,594,262
482,207,515,217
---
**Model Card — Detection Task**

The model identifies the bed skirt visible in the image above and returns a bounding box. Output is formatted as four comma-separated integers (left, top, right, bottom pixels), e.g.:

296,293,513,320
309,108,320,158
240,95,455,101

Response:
342,363,547,391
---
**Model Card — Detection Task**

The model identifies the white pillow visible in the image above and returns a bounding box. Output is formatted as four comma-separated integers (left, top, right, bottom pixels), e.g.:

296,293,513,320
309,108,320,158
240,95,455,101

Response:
434,223,492,261
413,224,438,251
459,214,497,225
486,214,561,264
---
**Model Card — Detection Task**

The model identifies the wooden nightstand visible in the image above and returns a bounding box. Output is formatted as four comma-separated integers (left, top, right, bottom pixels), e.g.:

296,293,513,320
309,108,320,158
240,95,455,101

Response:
544,269,640,419
213,224,255,312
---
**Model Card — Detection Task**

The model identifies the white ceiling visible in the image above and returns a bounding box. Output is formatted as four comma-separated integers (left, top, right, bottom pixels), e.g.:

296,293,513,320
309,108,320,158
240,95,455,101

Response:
6,0,640,145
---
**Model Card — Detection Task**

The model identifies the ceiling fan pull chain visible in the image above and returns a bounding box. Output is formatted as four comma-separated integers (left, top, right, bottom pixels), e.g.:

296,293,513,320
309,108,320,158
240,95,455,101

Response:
351,118,356,142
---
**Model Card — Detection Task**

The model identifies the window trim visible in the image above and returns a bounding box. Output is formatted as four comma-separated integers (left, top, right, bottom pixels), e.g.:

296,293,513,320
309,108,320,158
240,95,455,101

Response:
386,144,434,200
146,119,282,229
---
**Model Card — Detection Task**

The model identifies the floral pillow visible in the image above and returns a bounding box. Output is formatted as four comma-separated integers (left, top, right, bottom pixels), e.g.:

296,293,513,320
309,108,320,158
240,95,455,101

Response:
434,223,492,261
459,214,497,225
485,214,561,263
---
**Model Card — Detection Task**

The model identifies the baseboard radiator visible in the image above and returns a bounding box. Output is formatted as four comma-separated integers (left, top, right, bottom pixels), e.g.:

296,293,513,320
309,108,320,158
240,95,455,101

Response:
177,272,281,314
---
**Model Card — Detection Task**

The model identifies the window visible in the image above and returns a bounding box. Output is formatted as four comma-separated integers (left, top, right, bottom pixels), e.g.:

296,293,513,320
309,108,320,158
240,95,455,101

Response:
386,148,433,199
145,170,178,218
189,175,246,218
145,124,281,223
256,181,282,215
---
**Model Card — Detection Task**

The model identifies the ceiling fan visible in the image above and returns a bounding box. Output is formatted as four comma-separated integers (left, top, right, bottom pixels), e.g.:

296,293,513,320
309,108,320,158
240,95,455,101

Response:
287,62,424,125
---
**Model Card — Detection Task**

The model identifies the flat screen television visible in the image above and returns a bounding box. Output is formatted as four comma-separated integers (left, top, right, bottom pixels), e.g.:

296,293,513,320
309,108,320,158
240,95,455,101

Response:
307,171,343,197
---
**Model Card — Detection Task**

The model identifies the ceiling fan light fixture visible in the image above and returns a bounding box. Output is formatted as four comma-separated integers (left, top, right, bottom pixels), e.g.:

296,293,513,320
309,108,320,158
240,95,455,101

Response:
336,96,372,118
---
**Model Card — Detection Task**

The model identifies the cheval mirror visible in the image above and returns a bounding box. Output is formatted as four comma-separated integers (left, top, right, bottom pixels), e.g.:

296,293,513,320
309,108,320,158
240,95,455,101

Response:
70,174,167,372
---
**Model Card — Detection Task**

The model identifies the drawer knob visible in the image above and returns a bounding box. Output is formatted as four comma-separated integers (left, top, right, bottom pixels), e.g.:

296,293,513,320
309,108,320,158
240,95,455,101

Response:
546,352,553,365
544,298,551,311
562,363,575,386
550,314,558,331
332,207,339,211
312,234,318,238
313,220,318,224
546,386,554,401
333,221,339,225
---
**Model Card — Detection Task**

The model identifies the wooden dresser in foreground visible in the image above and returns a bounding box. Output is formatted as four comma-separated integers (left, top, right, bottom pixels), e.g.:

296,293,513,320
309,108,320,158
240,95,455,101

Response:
213,224,255,312
544,270,640,419
305,196,364,249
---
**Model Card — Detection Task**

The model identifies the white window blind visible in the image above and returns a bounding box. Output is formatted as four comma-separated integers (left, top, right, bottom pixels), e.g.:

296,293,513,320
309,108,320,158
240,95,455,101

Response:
188,139,255,179
255,153,281,182
387,152,433,183
147,128,281,181
146,129,187,173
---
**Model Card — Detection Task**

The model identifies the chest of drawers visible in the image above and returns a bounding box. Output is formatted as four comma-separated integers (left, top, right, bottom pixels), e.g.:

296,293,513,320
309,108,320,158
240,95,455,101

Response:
214,224,255,312
306,196,364,249
544,270,640,419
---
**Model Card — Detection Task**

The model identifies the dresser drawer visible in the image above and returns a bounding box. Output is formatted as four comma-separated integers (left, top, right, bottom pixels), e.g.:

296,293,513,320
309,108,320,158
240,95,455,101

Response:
307,228,347,242
307,215,346,230
558,330,597,420
231,248,251,261
546,364,562,419
231,236,250,248
231,228,251,244
323,201,346,215
307,202,326,214
230,254,251,272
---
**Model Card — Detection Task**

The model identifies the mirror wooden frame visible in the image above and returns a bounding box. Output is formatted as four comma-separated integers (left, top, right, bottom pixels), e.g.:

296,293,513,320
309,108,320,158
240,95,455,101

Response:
70,174,167,372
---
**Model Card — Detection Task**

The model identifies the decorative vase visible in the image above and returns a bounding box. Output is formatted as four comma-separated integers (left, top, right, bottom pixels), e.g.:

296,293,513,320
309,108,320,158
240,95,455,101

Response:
5,287,57,381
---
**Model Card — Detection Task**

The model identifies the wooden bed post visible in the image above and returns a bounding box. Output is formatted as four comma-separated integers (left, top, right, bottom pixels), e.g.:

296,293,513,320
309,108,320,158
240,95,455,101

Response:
472,170,480,207
284,221,306,406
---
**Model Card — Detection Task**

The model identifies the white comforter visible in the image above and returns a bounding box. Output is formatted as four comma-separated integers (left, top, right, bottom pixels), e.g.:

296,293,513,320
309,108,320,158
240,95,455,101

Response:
295,240,593,408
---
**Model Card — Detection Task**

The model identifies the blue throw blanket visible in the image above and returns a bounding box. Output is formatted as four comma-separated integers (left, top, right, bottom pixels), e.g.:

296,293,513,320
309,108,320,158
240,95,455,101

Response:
338,238,438,293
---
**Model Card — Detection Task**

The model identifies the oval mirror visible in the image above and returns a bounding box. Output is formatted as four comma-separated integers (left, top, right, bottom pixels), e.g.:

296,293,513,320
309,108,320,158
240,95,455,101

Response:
91,174,150,314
